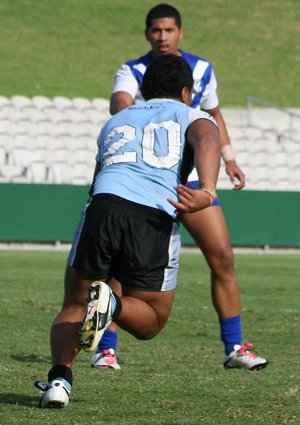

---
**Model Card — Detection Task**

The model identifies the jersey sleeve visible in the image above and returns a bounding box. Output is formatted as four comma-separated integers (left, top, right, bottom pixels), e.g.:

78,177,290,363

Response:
188,108,218,127
186,108,218,183
111,64,139,98
199,69,219,111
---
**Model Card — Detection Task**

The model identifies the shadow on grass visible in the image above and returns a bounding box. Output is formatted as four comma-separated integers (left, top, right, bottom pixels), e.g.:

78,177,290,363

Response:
0,393,37,407
10,354,49,363
0,393,80,407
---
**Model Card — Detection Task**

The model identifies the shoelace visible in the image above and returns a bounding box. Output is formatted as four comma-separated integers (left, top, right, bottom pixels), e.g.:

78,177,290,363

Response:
102,349,117,364
238,342,258,359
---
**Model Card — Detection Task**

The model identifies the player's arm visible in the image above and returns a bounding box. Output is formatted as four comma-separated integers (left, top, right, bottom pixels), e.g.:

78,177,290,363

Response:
168,119,220,213
204,105,245,190
109,64,138,115
109,91,134,115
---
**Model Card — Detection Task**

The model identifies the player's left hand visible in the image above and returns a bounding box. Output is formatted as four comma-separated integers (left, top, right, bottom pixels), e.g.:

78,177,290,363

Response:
225,160,245,190
168,185,212,214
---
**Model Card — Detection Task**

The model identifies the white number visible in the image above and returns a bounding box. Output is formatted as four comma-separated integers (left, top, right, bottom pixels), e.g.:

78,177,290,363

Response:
102,121,181,169
143,121,181,168
103,125,136,166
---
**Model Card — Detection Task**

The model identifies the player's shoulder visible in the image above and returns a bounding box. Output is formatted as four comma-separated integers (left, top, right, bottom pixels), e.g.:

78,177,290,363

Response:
189,108,217,127
180,50,212,67
126,51,153,68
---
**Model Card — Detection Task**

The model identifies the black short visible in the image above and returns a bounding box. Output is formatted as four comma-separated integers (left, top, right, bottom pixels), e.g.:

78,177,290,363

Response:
68,194,181,291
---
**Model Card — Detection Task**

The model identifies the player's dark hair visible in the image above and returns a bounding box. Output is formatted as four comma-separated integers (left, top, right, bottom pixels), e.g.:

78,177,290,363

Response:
145,3,182,29
141,54,193,100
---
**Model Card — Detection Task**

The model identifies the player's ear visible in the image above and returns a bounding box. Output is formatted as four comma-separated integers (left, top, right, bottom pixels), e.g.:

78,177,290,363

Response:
179,27,184,42
145,29,150,41
180,86,192,106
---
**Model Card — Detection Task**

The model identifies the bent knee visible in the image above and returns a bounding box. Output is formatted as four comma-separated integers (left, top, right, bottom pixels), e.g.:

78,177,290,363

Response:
207,246,235,273
135,333,156,341
133,322,166,341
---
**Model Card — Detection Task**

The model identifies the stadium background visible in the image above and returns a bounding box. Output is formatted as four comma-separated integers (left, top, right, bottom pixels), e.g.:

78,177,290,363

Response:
0,0,299,247
1,3,299,424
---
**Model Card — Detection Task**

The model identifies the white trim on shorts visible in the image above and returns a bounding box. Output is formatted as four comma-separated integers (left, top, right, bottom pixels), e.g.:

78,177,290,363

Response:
161,222,181,291
68,200,91,266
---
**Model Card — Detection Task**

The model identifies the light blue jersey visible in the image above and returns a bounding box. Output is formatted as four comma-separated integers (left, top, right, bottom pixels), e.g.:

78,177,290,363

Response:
112,50,220,190
92,99,215,218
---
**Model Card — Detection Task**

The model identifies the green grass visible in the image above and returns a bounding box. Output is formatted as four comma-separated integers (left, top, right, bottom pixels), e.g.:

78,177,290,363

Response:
0,2,299,422
0,0,299,106
0,250,299,424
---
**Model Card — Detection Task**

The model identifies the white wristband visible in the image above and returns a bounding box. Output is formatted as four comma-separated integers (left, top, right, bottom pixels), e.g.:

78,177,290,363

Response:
200,188,217,205
221,144,236,163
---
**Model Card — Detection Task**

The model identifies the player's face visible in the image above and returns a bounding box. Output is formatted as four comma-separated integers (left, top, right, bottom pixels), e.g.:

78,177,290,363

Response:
145,17,183,57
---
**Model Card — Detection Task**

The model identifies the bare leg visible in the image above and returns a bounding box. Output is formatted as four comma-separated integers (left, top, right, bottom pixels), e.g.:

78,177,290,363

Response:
101,206,239,355
181,205,240,318
115,287,175,339
50,265,96,367
51,265,175,366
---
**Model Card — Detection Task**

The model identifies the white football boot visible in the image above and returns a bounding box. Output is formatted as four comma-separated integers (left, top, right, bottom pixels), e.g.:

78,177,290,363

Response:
35,379,70,408
91,348,121,369
80,281,113,353
224,342,268,371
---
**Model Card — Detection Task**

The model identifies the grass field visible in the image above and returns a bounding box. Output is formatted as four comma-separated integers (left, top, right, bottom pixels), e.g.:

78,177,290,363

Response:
0,0,299,106
0,250,299,424
0,1,299,423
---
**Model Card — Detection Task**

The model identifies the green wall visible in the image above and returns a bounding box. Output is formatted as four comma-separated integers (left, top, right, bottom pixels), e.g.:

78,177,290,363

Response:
181,189,300,247
1,183,299,247
0,183,89,243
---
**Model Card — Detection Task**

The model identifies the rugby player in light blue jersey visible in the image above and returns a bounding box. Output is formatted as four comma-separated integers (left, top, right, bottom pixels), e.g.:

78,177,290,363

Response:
35,54,220,408
96,3,268,372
